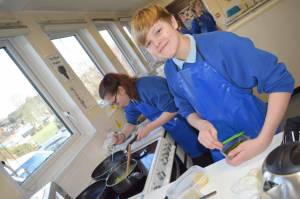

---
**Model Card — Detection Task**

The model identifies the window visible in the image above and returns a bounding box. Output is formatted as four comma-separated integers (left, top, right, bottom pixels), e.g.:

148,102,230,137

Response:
98,29,136,76
51,35,103,103
0,47,71,184
121,25,157,68
122,26,146,60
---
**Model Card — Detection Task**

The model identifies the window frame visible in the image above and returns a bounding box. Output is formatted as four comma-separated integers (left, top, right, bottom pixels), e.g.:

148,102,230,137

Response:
97,24,137,74
1,41,73,135
49,31,106,77
119,21,157,67
47,29,113,106
0,39,78,139
96,23,149,75
0,36,95,197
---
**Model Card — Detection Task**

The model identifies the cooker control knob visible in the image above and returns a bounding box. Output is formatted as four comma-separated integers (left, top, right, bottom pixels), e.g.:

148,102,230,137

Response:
166,146,171,152
165,147,171,152
163,145,170,151
153,185,162,190
157,173,163,180
161,157,168,165
162,151,170,157
158,171,166,180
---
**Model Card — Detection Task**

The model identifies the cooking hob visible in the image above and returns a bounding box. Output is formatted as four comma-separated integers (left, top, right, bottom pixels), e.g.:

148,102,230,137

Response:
87,128,178,199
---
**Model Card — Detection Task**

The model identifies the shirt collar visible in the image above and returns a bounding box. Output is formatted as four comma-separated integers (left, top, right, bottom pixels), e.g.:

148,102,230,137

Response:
172,34,197,69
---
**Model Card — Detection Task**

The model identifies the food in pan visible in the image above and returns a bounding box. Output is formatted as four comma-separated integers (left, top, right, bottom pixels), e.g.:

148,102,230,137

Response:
114,164,135,184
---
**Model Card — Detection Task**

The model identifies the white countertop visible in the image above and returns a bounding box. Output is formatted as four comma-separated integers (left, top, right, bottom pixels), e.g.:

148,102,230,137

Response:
144,133,283,199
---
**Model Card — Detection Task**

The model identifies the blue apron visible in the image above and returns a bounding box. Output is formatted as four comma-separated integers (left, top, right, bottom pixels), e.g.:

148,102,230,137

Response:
132,101,208,158
171,46,267,161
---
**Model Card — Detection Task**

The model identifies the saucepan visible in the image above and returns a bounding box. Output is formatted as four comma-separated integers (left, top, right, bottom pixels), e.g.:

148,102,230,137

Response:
91,150,126,181
91,134,138,181
106,159,145,194
76,179,116,199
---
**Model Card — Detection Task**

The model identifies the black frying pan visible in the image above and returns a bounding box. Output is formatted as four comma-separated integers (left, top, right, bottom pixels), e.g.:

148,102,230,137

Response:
91,150,126,181
91,134,138,181
75,179,116,199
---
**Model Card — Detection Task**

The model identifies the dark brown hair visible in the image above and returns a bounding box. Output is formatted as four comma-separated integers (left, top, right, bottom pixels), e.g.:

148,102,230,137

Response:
99,73,139,100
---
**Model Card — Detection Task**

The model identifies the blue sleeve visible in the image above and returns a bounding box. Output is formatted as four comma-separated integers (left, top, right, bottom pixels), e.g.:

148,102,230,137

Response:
198,32,295,93
137,77,178,113
164,63,196,118
191,18,201,34
124,103,141,125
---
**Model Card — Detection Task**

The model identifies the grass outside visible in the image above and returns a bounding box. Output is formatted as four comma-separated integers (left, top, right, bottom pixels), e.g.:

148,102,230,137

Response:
32,122,58,145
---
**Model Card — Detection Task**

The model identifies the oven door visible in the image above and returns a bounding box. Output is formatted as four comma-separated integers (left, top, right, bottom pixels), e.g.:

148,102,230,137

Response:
169,145,191,182
170,155,187,182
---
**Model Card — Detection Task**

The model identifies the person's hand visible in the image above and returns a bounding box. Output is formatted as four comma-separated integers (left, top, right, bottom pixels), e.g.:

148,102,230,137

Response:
197,120,222,150
136,126,151,141
226,137,269,166
112,132,126,145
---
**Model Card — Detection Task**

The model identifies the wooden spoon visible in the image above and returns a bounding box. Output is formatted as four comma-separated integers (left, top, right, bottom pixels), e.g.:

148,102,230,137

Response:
126,143,132,176
125,134,137,176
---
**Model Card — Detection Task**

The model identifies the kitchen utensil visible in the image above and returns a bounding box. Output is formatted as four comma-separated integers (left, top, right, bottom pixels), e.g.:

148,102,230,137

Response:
282,116,300,144
92,132,138,181
221,131,245,145
128,134,138,146
221,132,249,157
124,133,137,168
126,144,132,176
106,159,145,194
165,166,207,199
262,142,300,198
199,190,217,199
91,150,126,181
76,179,116,199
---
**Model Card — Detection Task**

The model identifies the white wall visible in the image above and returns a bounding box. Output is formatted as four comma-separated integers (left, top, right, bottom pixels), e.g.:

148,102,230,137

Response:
56,132,107,197
0,168,24,199
205,0,299,101
229,0,300,87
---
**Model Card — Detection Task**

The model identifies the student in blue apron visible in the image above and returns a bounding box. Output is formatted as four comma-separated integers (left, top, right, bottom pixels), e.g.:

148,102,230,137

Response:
176,16,192,35
99,73,212,166
173,13,192,34
131,5,295,165
190,0,219,34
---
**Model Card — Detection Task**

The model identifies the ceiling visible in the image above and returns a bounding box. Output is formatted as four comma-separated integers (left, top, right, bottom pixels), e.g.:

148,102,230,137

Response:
0,0,154,12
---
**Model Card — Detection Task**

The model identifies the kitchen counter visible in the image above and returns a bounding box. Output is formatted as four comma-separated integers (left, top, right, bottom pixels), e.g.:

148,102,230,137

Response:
144,132,283,199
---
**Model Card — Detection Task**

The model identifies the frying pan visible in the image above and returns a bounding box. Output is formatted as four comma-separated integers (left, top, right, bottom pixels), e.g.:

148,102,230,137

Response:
91,134,138,181
91,150,126,181
75,179,116,199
